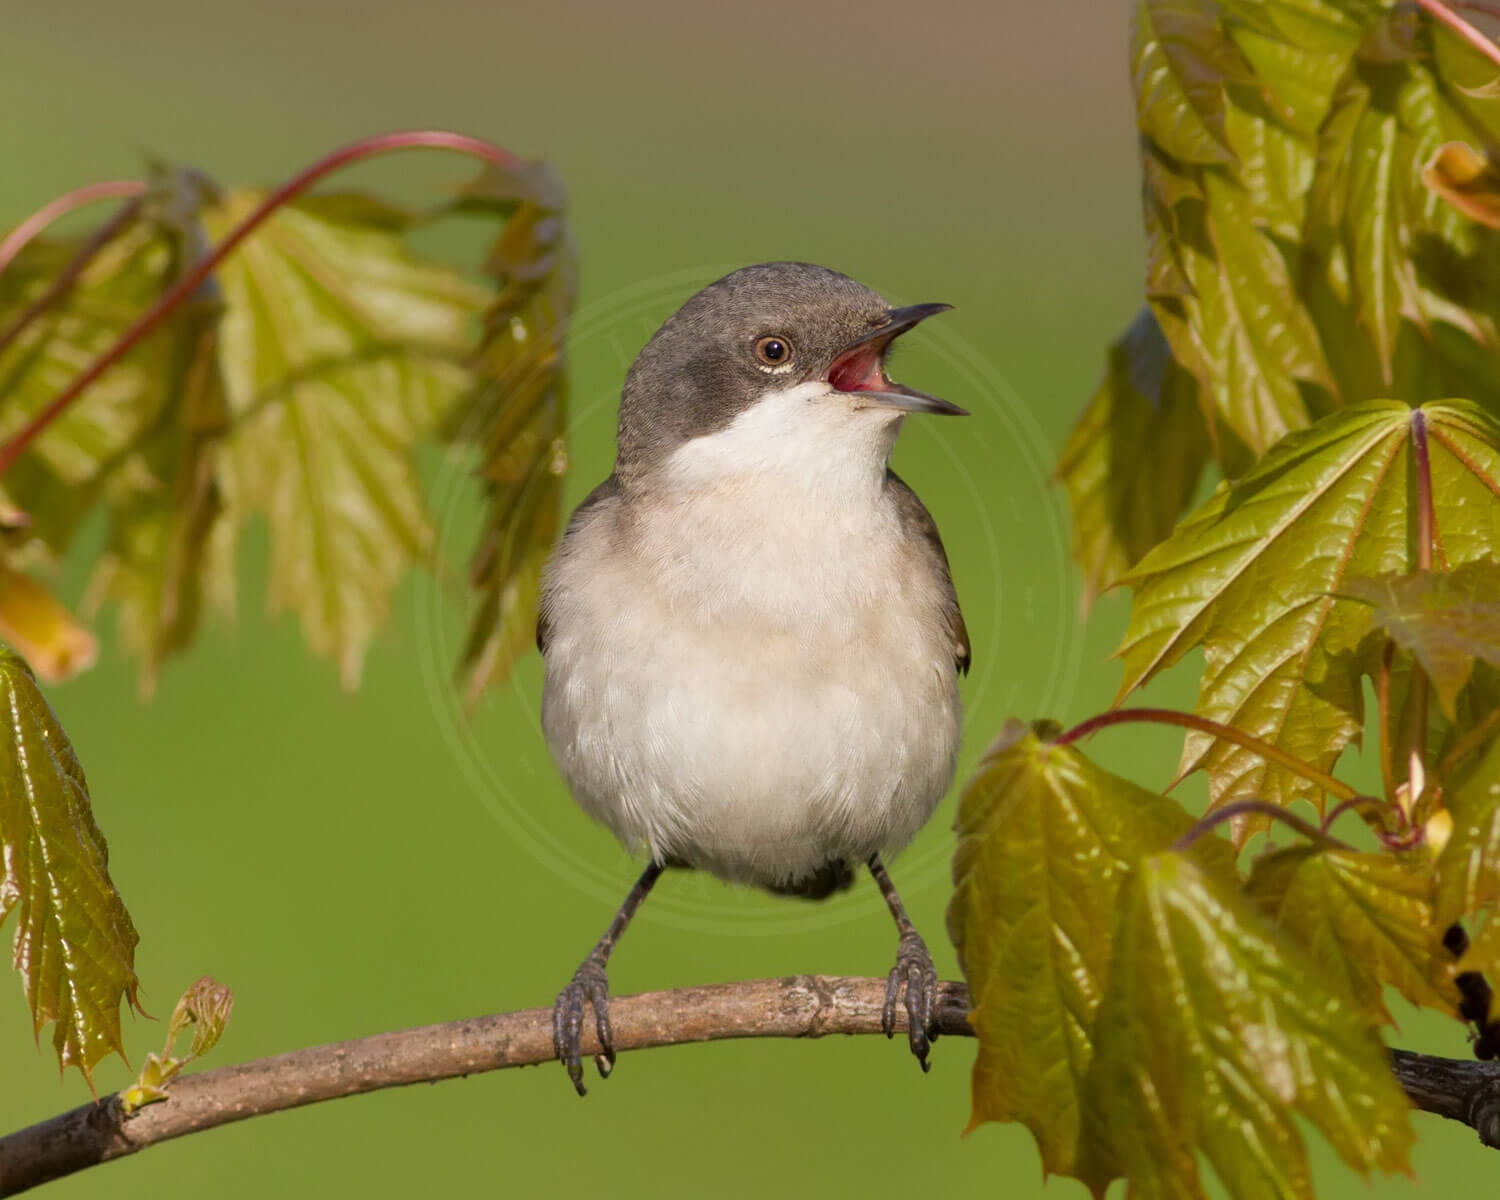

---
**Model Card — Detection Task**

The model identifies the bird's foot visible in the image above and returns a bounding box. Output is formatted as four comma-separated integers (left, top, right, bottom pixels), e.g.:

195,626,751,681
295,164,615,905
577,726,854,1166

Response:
882,928,940,1072
553,953,615,1096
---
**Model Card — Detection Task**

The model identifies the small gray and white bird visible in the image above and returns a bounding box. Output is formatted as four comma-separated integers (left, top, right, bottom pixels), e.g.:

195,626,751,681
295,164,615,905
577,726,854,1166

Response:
539,262,970,1094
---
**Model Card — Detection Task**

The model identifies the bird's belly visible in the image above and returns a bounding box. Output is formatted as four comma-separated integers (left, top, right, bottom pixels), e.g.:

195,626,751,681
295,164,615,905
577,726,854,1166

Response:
542,594,961,888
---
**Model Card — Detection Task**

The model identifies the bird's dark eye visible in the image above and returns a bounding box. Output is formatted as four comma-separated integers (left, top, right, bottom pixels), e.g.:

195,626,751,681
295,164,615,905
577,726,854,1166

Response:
754,335,792,367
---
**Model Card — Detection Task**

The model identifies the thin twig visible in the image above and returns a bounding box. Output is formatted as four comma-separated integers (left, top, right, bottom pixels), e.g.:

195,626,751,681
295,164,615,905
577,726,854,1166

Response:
1418,0,1500,71
0,180,145,277
1174,799,1353,851
0,130,518,479
0,195,146,360
1322,793,1424,850
0,977,1493,1195
1054,708,1360,802
1441,705,1500,778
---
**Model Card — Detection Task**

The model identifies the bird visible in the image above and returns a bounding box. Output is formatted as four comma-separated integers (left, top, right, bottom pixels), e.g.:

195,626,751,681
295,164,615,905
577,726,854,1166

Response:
538,262,970,1095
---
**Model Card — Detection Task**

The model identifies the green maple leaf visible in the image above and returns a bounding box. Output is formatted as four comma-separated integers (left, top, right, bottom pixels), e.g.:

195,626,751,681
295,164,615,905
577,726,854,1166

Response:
1425,660,1500,782
1123,1,1500,470
1149,165,1335,458
441,162,574,704
1435,733,1500,928
946,720,1232,1181
1131,0,1255,166
1225,9,1355,132
1056,307,1210,608
1246,845,1453,1022
1080,852,1413,1199
0,222,163,482
0,211,174,554
1,162,574,699
1306,27,1428,385
0,646,140,1083
86,171,231,692
1378,638,1500,800
0,169,232,692
1297,13,1500,407
1217,0,1384,57
202,189,490,689
1344,561,1500,718
89,297,227,693
1117,400,1500,836
1450,732,1500,979
1131,2,1343,462
1221,63,1318,243
1141,150,1205,392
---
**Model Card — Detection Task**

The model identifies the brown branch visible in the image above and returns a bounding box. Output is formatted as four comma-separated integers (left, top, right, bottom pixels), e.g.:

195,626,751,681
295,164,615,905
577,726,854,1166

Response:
1391,1050,1500,1146
0,976,1494,1195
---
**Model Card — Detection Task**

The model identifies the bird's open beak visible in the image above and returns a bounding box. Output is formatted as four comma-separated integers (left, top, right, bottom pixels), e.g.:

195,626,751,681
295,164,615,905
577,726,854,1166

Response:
823,303,967,416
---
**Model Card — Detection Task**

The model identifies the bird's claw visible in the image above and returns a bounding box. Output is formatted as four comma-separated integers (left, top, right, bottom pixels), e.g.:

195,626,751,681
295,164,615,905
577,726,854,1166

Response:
553,954,615,1096
882,928,939,1071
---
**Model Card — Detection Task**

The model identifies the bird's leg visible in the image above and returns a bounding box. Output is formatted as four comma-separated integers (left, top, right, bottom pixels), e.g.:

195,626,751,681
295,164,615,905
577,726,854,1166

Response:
553,861,664,1096
868,853,939,1072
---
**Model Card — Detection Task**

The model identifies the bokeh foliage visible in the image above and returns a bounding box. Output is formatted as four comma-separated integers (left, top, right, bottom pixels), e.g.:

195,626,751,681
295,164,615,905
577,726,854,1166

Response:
0,160,571,698
0,152,572,1083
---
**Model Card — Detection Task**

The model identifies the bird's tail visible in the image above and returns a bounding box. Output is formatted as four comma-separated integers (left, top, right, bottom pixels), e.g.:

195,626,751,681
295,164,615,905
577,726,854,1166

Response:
765,859,855,901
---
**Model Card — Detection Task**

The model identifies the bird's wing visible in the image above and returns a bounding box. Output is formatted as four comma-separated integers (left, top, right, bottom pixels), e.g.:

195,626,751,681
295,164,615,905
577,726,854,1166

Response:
536,475,622,656
886,471,971,676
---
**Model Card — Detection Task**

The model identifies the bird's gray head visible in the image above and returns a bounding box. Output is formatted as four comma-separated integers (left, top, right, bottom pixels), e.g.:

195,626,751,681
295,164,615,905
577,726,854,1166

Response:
614,262,962,487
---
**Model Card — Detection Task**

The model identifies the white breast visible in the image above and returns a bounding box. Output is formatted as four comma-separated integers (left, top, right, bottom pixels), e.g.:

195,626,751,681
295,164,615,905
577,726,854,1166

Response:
540,385,962,888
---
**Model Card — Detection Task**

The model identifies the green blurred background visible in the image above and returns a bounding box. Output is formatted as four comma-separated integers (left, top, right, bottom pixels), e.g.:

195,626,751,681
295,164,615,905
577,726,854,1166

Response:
0,1,1484,1196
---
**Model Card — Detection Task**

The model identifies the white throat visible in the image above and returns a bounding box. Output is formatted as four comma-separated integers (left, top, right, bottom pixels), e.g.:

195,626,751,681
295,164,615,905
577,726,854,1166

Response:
660,381,901,504
625,381,908,625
